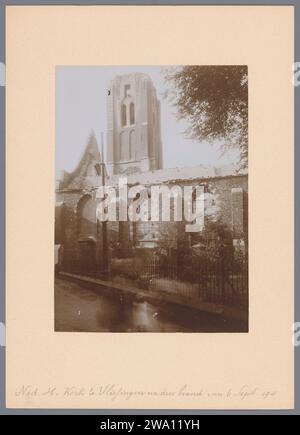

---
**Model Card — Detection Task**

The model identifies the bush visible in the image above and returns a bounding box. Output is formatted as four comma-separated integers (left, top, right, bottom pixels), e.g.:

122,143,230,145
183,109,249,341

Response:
110,256,145,281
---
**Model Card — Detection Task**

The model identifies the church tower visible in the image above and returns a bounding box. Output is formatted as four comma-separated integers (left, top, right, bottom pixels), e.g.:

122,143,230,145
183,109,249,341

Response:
106,73,163,176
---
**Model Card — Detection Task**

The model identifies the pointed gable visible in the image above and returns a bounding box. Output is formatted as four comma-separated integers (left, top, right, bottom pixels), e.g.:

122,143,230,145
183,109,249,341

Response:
59,131,102,191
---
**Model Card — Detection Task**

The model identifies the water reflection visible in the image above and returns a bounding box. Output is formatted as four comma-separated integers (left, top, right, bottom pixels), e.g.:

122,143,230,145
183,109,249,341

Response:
54,278,247,333
95,296,173,332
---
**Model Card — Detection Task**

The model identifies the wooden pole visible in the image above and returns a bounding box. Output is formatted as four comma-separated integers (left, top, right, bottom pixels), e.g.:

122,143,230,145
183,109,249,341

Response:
100,132,109,278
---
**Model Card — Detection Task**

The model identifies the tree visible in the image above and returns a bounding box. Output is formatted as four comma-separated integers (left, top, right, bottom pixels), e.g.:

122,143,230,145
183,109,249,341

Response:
163,66,248,168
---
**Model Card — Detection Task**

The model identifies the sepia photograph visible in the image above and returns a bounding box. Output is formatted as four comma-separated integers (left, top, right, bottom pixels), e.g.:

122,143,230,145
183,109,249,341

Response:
55,65,248,333
5,3,296,413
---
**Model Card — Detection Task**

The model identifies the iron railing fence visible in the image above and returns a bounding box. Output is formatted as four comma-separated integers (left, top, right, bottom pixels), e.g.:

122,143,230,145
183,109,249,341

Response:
142,247,248,309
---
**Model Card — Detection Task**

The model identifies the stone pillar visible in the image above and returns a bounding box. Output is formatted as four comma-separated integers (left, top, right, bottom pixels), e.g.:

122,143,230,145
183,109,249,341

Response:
231,187,244,238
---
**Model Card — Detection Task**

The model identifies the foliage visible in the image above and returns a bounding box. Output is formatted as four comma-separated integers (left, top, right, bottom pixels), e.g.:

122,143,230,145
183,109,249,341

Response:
110,249,153,281
110,257,143,280
163,65,248,168
153,219,236,283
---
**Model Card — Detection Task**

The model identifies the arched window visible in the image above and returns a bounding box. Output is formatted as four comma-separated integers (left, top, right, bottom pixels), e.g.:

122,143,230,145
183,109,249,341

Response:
129,130,135,160
121,104,127,126
120,131,126,161
129,102,135,125
124,84,131,97
77,195,97,238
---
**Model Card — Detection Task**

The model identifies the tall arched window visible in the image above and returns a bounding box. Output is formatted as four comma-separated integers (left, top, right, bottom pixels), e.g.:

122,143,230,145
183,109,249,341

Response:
129,130,135,160
120,131,126,161
129,102,135,125
121,104,127,127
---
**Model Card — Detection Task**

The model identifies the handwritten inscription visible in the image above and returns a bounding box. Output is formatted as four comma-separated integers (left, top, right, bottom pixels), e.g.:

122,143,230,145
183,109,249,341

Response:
14,383,278,403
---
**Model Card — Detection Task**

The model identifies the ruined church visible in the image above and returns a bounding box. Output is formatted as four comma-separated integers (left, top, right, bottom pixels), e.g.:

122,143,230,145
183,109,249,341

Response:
55,73,248,275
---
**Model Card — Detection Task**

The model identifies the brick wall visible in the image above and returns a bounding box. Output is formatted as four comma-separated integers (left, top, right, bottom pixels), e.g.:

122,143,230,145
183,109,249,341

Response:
55,174,248,273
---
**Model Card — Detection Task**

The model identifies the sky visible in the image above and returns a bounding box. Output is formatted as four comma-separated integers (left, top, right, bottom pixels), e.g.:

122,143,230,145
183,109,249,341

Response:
56,66,240,176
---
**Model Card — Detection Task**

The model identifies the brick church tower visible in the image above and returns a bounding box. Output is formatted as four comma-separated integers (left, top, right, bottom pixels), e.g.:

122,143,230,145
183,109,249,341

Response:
106,73,163,176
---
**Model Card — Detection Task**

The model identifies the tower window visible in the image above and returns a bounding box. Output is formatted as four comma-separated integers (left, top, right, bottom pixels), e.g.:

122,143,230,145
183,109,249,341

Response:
124,84,131,97
129,130,135,160
130,102,135,125
120,131,126,161
121,104,127,127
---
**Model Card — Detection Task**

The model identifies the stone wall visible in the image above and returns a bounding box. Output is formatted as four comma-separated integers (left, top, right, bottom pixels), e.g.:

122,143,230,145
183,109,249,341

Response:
55,173,248,274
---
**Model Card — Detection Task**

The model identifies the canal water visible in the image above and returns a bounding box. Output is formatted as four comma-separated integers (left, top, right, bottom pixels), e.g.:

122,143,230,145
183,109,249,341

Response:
55,277,247,333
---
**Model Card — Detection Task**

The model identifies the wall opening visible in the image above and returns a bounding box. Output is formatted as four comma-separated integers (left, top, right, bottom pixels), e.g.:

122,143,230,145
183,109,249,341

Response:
130,102,135,125
121,103,127,127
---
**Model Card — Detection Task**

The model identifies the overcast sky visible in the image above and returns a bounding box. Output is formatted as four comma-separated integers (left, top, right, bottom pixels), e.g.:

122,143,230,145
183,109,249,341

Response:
56,66,240,176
